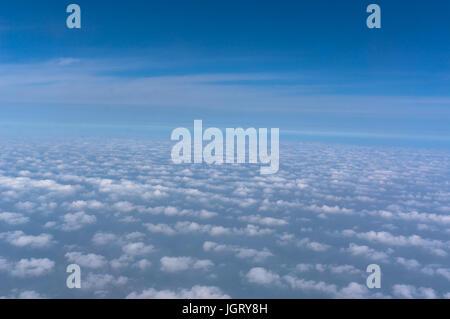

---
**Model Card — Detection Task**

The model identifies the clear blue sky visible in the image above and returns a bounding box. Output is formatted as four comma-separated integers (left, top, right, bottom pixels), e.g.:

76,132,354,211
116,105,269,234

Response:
0,0,449,143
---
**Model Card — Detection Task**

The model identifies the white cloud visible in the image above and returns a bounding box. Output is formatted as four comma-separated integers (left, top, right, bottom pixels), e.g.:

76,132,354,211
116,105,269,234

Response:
297,238,330,252
92,232,117,245
238,215,287,227
67,200,104,211
283,275,337,295
343,243,389,262
112,201,136,213
160,256,213,272
145,223,176,236
396,257,421,270
336,282,370,299
8,258,55,277
2,290,46,299
82,273,128,292
126,285,230,299
246,267,280,285
307,204,354,215
341,230,448,256
295,263,362,275
203,241,273,262
122,242,155,256
392,284,438,299
61,211,96,231
0,231,54,248
65,252,107,269
0,212,29,225
0,176,75,194
134,259,152,270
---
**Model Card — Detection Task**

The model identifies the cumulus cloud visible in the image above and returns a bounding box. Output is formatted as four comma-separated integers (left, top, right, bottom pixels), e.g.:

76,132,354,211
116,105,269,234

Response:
144,223,176,236
341,230,448,257
203,241,273,262
147,221,275,237
283,275,338,296
160,256,214,272
1,290,46,299
92,232,117,245
0,176,75,194
396,257,421,270
295,263,362,275
61,211,96,231
134,259,152,270
0,257,55,278
392,284,438,299
126,285,230,299
65,252,107,269
246,267,280,285
238,215,288,227
66,200,105,211
0,212,29,225
297,238,330,252
0,231,54,248
343,243,390,262
122,242,155,256
82,273,128,292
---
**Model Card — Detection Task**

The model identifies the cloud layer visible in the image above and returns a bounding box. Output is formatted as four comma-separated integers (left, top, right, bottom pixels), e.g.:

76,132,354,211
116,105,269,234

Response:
0,137,448,298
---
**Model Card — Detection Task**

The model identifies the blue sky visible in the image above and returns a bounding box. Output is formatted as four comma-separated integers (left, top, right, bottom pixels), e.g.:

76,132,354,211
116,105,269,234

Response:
0,0,449,143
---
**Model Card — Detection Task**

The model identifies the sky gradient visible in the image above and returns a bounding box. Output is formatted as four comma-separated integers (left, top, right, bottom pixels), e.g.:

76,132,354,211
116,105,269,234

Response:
0,0,449,143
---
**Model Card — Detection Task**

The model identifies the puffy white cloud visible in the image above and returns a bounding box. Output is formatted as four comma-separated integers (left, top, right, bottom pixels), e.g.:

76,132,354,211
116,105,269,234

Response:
343,243,389,262
112,201,136,213
160,256,214,272
336,282,370,299
134,259,152,270
0,231,54,248
126,285,230,299
61,211,96,231
110,255,133,270
283,275,337,295
238,215,288,227
203,241,273,262
341,230,448,256
0,212,29,225
92,232,117,245
144,223,176,236
82,273,128,292
297,238,330,252
396,257,421,270
15,201,35,212
246,267,280,285
1,290,46,299
65,252,107,269
122,242,155,256
4,258,55,278
0,176,75,193
376,210,450,225
421,265,450,282
392,284,438,299
295,263,362,275
307,205,354,215
17,290,46,299
66,200,105,211
171,221,274,237
436,268,450,281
